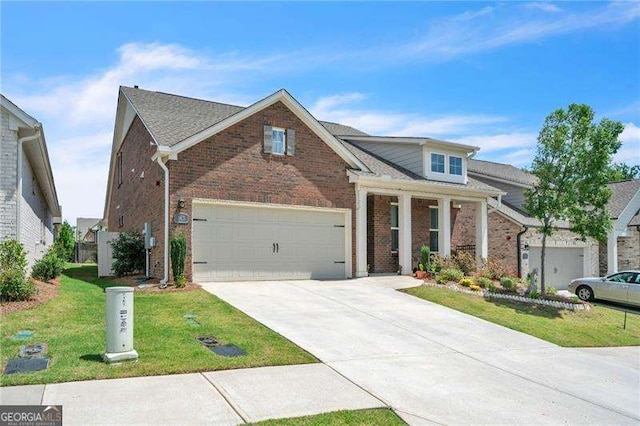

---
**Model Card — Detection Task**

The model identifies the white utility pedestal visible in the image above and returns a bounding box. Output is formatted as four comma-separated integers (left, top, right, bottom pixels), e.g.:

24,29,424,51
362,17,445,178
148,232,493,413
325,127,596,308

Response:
104,286,138,363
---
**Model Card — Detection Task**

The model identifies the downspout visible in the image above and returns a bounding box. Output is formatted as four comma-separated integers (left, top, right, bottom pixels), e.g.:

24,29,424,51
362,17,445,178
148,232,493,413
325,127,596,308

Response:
516,226,528,278
156,157,170,284
16,128,42,242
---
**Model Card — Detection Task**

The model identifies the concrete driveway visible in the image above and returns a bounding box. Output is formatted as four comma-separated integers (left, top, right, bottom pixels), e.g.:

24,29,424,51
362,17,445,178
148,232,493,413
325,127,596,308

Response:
201,276,640,425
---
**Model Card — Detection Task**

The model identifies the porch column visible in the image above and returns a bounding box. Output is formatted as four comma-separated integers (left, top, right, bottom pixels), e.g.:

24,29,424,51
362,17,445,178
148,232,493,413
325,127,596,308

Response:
438,197,451,256
475,199,488,267
355,187,368,277
398,193,412,275
607,232,618,274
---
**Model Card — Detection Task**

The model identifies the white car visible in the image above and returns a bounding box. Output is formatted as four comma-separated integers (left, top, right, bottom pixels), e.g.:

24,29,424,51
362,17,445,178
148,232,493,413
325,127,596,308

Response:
568,270,640,307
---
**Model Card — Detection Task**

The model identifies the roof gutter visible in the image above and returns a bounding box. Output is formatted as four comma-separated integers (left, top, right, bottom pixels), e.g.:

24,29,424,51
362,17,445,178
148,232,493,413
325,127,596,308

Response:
17,127,42,242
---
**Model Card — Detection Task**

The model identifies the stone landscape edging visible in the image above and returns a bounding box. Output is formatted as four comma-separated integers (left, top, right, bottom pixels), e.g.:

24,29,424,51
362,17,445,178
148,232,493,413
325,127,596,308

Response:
421,281,589,311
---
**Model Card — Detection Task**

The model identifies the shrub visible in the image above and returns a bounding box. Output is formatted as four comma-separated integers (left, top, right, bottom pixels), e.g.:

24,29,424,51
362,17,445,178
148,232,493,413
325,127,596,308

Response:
110,231,145,277
419,246,431,272
0,239,35,301
430,254,455,274
546,286,558,296
437,268,464,284
452,251,476,275
459,277,473,287
482,258,510,280
500,276,519,292
486,281,498,292
32,249,65,282
170,233,187,287
53,220,75,262
474,275,493,289
469,284,482,292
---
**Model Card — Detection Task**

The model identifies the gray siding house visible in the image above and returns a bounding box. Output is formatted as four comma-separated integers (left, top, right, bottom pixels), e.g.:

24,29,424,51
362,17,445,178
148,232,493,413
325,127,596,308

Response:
1,95,61,268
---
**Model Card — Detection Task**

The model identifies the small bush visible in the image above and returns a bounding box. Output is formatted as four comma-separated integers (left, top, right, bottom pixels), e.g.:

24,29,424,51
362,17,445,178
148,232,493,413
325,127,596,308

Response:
486,281,498,292
32,249,65,282
546,286,558,296
482,258,510,280
419,246,431,272
111,231,145,277
459,277,473,287
0,239,35,301
500,276,519,292
437,268,464,284
170,232,187,287
452,251,476,275
430,254,455,274
474,275,493,289
469,284,482,292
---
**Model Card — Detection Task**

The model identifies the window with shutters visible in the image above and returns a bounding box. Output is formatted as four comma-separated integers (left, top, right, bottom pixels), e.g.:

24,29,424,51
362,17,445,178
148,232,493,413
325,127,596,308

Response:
272,128,286,155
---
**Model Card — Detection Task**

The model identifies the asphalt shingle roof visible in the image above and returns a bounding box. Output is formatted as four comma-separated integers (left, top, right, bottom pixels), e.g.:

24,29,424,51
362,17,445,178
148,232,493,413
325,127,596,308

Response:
607,180,640,219
468,159,537,187
122,86,369,146
342,141,502,194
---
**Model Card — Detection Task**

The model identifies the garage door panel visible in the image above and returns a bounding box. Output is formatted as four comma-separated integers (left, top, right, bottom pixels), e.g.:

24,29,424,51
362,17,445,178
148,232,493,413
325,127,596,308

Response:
528,247,585,290
192,203,347,282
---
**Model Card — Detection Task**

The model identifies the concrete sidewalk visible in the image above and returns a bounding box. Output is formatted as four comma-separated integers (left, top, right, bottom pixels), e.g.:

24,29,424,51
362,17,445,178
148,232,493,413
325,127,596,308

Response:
0,364,385,425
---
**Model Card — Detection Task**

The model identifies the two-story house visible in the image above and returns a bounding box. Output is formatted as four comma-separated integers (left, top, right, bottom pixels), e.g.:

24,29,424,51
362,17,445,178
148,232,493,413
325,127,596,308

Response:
103,86,502,282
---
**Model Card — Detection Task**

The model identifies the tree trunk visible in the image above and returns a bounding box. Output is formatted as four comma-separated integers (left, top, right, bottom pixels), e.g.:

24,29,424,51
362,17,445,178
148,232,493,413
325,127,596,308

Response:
540,232,547,294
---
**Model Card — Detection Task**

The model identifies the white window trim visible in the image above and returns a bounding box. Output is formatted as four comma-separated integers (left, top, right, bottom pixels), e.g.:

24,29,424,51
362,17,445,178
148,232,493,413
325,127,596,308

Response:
391,202,399,253
449,155,463,176
424,147,467,184
272,127,286,156
430,152,446,174
429,206,439,253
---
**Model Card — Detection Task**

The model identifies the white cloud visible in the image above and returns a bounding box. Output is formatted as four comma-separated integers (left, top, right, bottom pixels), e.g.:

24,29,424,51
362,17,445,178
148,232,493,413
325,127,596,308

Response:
451,132,538,153
311,93,507,137
615,122,640,164
524,2,562,13
403,2,639,61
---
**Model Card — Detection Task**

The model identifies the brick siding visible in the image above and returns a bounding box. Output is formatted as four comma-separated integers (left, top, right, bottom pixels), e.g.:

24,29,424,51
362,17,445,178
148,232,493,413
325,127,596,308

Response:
168,101,356,282
107,116,165,278
599,227,640,274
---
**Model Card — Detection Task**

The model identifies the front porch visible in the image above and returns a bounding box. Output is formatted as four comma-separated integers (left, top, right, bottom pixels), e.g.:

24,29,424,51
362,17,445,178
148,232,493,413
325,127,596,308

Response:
355,186,488,277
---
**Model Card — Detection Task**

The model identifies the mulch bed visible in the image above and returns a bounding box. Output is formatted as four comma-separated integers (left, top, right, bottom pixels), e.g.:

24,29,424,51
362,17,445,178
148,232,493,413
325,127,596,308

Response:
111,275,200,292
1,278,60,315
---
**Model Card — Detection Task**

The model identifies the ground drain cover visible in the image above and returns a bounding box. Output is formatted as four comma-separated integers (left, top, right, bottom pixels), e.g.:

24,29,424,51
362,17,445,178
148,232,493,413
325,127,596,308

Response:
196,336,220,347
184,314,201,327
209,344,246,357
19,343,47,358
12,330,34,340
4,357,50,375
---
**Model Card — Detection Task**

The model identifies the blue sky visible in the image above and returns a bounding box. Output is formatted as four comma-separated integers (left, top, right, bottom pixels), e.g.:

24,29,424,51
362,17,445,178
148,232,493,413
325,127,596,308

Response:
2,1,639,223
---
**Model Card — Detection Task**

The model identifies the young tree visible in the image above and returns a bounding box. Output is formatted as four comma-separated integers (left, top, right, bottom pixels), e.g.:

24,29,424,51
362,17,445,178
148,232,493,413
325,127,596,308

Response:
54,221,76,262
525,104,623,293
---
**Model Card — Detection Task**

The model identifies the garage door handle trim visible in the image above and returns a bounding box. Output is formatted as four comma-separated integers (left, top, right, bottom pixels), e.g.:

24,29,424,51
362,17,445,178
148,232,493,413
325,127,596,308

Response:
193,218,207,221
334,261,345,264
194,261,207,264
276,243,279,253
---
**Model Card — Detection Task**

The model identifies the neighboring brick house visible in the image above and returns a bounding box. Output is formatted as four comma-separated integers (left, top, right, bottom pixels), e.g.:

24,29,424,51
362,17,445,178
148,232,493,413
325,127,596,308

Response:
452,159,600,289
103,87,502,281
1,95,62,269
599,180,640,274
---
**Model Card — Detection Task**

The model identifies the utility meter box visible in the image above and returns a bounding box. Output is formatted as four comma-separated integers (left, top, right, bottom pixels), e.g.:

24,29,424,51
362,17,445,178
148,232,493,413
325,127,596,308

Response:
104,286,138,363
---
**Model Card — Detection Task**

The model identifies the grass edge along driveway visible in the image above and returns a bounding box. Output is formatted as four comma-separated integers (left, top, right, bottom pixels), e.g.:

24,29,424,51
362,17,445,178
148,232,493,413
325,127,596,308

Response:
402,285,640,347
1,264,315,386
249,408,406,425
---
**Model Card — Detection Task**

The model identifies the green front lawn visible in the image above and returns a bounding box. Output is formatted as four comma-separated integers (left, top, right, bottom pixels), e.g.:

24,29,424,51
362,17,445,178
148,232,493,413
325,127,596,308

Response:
403,285,640,347
1,264,315,386
250,409,405,426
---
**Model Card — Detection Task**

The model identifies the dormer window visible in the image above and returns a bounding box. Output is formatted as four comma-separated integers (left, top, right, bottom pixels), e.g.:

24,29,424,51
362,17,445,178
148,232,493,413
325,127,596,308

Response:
449,156,462,175
431,153,445,173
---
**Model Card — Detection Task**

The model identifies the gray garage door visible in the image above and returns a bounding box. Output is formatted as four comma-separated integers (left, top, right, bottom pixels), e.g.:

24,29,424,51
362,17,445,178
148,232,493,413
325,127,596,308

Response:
192,203,347,282
528,247,585,290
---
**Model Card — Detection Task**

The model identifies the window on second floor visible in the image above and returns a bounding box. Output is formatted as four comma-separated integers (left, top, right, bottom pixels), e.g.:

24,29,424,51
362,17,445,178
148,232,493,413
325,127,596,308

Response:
272,128,286,155
449,156,463,175
431,153,445,173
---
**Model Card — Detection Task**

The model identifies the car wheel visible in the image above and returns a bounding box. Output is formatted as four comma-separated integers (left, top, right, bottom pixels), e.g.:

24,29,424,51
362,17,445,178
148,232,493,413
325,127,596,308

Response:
576,285,594,302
